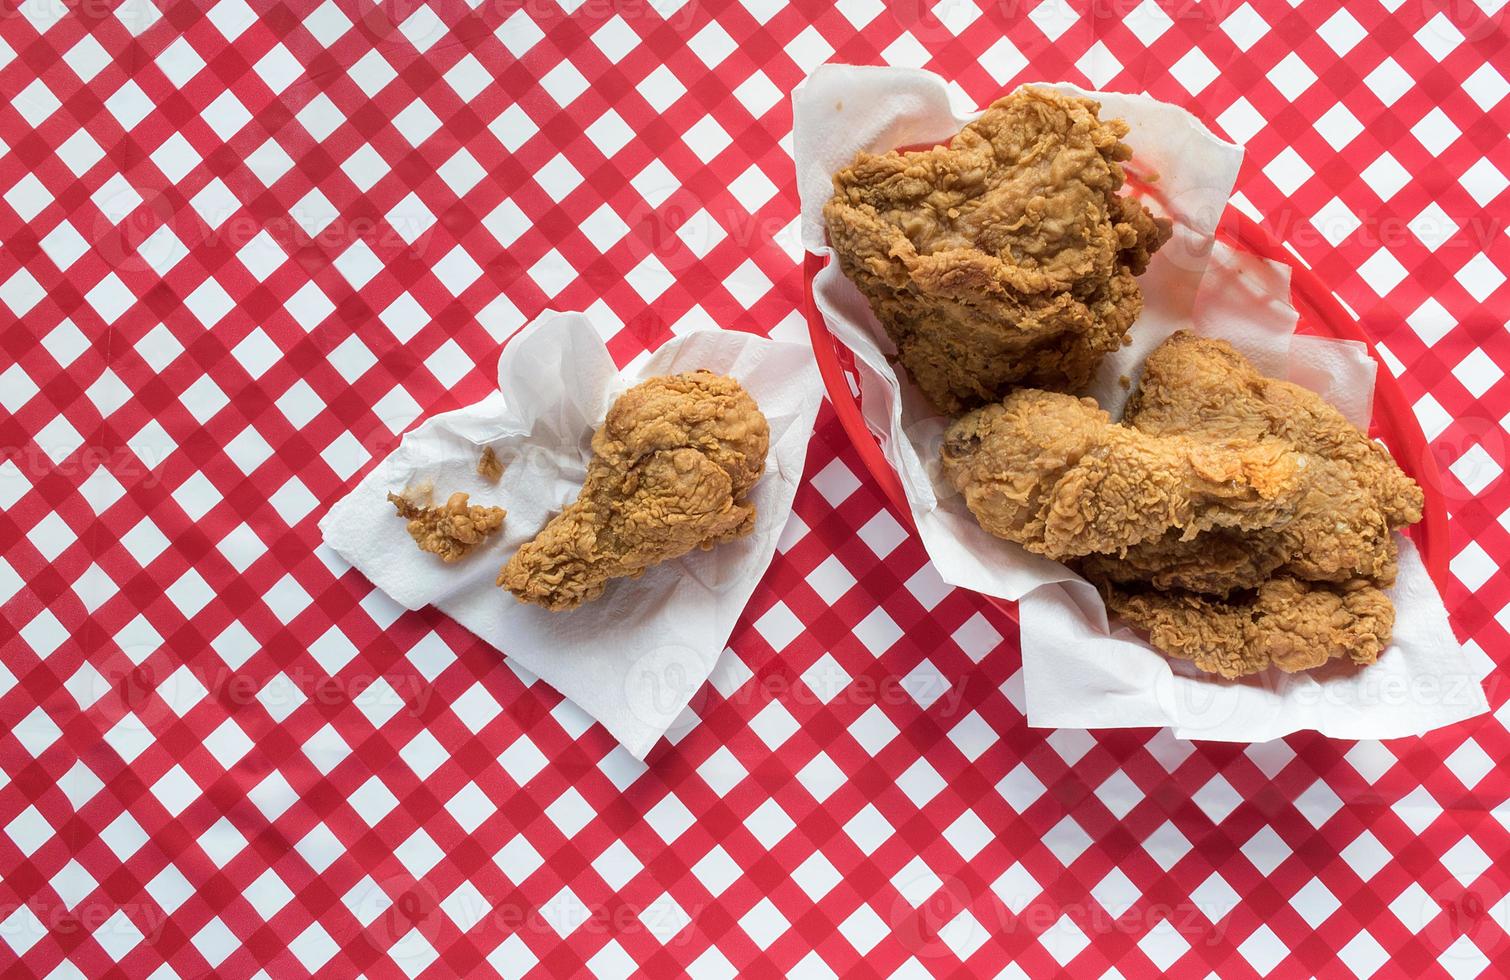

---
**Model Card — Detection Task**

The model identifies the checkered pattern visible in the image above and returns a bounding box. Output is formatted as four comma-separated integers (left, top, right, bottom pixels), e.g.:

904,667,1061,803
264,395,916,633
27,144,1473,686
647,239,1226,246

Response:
1,1,1506,976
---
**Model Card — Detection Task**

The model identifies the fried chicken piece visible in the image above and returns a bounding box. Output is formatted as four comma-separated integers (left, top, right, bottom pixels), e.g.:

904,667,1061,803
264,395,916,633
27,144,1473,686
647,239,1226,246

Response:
824,87,1172,415
388,491,506,562
477,446,505,482
940,389,1307,560
498,371,769,611
1105,577,1395,679
1111,332,1424,591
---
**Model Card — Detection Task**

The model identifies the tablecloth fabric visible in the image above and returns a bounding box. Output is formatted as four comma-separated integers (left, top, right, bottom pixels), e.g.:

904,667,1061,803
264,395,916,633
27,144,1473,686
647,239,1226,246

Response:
1,1,1507,977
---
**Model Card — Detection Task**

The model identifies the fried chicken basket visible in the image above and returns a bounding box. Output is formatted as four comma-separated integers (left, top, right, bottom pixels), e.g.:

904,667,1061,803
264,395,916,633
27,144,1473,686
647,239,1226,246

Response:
803,210,1451,616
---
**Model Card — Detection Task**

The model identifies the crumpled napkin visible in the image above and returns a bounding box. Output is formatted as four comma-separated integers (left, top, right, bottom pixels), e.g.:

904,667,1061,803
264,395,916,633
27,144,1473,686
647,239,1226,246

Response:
320,312,823,758
795,64,1487,740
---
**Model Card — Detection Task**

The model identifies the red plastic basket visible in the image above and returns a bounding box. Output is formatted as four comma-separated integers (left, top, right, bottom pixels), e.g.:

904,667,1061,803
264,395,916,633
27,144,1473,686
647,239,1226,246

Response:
803,210,1451,617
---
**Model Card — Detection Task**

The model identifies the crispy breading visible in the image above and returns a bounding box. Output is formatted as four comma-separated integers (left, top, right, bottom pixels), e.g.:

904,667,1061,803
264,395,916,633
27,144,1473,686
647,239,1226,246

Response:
824,87,1171,415
940,389,1307,559
388,491,506,563
498,371,769,611
1111,332,1423,591
1105,577,1395,679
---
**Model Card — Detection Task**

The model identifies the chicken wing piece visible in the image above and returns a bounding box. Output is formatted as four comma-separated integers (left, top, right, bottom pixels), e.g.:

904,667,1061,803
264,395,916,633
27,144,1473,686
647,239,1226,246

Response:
1105,577,1395,679
824,87,1171,416
940,389,1307,560
498,371,769,611
1112,331,1423,590
389,491,506,563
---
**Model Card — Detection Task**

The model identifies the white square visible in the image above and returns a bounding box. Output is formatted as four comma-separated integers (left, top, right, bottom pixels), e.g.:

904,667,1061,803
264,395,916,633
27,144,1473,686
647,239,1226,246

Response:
444,782,496,834
733,71,782,118
304,0,351,45
396,3,446,52
688,21,736,67
101,813,150,860
1365,57,1414,106
1317,8,1366,55
291,188,339,236
347,48,395,97
747,799,795,849
289,923,339,973
5,805,53,856
738,898,788,950
1144,820,1193,871
791,852,840,900
253,43,301,94
1412,107,1461,155
394,829,444,877
625,254,673,302
389,100,440,146
842,804,892,855
539,887,591,937
0,267,45,314
695,746,746,797
432,246,483,296
489,103,538,152
1169,49,1219,95
498,10,544,57
206,0,255,41
159,39,207,88
139,224,189,275
184,278,234,328
796,751,846,803
1268,52,1316,100
1315,103,1363,149
1238,925,1287,975
151,765,202,816
496,835,545,883
535,153,584,201
644,793,695,844
56,132,105,181
85,272,137,324
334,240,383,289
690,845,741,896
245,139,295,186
1456,252,1506,302
580,204,629,252
1358,249,1409,296
64,35,112,82
1408,202,1459,251
95,910,145,962
104,710,158,763
286,281,335,331
40,220,89,269
291,92,344,145
105,80,154,130
539,62,589,107
443,53,491,101
799,652,851,703
527,248,577,297
1416,12,1463,61
1461,158,1509,208
848,705,899,755
245,868,294,921
500,736,548,785
439,146,487,198
204,90,252,141
637,65,685,113
205,718,254,768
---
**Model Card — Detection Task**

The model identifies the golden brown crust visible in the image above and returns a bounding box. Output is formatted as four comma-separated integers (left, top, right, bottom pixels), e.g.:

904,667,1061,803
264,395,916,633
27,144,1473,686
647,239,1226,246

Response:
939,389,1307,559
498,371,769,611
388,491,506,563
1119,332,1423,591
824,87,1171,415
477,446,505,482
1106,577,1395,679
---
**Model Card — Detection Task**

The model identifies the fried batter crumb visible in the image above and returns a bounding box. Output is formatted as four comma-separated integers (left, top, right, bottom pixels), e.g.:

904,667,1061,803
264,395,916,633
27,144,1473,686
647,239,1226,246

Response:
498,370,769,611
388,491,506,562
1118,374,1131,390
477,446,505,482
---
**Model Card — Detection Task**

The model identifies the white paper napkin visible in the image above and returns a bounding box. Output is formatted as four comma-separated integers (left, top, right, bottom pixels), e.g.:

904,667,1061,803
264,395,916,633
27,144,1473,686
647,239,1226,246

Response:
794,64,1487,740
320,312,824,758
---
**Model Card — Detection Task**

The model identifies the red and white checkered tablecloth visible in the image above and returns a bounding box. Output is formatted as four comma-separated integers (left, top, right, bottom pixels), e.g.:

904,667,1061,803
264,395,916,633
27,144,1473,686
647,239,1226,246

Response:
1,0,1507,976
